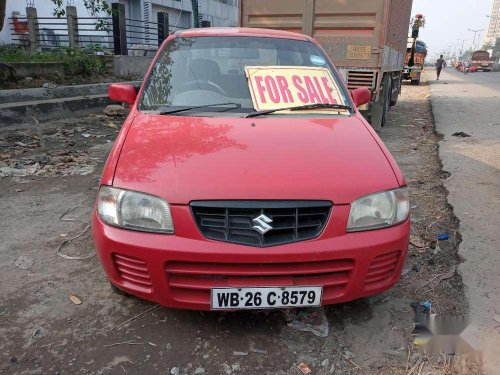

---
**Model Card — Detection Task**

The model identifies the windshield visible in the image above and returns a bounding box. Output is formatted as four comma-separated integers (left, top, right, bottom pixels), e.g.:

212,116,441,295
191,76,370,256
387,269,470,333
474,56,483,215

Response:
138,36,350,116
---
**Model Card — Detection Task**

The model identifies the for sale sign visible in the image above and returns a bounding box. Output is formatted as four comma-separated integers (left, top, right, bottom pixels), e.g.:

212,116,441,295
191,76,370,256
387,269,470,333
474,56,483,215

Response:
245,66,346,112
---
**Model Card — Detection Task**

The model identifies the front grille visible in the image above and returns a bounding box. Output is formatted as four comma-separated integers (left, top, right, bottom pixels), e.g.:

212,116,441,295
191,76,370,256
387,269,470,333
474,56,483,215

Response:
347,70,376,90
364,250,401,289
113,253,152,290
166,259,354,305
191,201,332,247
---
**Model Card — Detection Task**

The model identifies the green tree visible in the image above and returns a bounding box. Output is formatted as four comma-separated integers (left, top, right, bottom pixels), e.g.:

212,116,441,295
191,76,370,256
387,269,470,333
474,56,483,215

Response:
50,0,111,18
51,0,112,30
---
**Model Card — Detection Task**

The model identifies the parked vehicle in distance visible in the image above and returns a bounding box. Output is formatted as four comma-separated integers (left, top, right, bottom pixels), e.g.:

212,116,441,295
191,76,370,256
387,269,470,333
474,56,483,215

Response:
239,0,413,129
459,62,477,74
470,50,495,72
403,39,427,85
92,27,410,311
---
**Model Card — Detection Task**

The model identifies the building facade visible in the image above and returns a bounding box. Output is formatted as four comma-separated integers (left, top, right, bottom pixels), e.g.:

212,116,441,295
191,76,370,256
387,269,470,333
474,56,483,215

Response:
198,0,239,27
119,0,239,31
486,0,500,45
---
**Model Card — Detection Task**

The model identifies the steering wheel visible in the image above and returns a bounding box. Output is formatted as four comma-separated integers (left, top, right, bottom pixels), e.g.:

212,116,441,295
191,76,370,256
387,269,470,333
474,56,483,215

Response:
180,80,226,96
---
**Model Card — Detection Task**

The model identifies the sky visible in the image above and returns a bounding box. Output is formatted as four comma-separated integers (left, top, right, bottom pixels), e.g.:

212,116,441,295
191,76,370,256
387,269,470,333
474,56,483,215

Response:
411,0,495,59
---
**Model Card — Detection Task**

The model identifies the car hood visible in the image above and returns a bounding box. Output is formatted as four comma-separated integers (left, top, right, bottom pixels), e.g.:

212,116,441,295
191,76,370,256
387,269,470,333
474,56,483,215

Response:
113,113,399,204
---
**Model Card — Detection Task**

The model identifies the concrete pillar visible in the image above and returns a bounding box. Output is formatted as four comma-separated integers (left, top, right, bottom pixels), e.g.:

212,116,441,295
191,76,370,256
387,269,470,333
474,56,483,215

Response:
26,7,39,53
66,6,79,48
302,0,315,36
112,3,128,55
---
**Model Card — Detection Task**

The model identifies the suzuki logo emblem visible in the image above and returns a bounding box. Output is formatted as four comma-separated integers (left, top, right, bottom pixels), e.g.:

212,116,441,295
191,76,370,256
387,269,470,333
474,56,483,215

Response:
252,214,273,234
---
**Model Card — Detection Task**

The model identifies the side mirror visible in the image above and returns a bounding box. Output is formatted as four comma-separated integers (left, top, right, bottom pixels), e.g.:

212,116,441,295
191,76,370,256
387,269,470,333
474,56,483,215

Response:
109,83,137,105
350,87,371,107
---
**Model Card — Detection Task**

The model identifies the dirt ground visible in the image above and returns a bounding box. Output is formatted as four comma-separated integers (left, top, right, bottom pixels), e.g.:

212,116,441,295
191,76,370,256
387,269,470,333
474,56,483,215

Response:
0,80,473,374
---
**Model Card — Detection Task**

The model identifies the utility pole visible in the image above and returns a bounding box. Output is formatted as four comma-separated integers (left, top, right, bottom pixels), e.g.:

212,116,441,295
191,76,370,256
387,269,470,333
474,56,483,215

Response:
457,38,466,60
450,45,458,60
468,28,484,50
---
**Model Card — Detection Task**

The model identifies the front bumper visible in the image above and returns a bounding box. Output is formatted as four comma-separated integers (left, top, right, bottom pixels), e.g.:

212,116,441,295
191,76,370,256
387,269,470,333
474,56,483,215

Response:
403,68,422,80
92,205,410,310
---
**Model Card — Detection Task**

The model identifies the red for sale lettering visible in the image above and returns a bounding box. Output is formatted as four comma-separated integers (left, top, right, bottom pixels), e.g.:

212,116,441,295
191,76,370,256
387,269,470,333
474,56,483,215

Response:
246,66,344,110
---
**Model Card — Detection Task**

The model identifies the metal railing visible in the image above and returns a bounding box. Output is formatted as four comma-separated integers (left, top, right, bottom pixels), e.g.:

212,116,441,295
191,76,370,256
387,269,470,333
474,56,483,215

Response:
6,4,187,56
9,17,114,51
125,17,159,55
75,17,113,51
8,16,30,49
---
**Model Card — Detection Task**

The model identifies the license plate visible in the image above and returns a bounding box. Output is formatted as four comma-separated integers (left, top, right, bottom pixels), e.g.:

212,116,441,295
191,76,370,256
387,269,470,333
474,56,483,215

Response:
211,286,322,310
482,64,489,66
410,72,418,78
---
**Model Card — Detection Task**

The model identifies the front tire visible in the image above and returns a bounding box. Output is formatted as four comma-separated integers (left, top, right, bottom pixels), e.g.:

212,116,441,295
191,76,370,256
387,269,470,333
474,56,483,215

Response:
411,78,420,85
381,75,392,127
110,281,131,296
390,76,400,106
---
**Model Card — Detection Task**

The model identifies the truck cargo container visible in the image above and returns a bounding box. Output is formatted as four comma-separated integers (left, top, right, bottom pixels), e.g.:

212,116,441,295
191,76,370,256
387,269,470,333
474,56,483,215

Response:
239,0,413,128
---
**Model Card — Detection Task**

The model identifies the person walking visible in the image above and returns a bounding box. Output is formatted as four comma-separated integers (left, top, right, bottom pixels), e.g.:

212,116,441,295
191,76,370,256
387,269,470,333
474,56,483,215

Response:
436,55,446,80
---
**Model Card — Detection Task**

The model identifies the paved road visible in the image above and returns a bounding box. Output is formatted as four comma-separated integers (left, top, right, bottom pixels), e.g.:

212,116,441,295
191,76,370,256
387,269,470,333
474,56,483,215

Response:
429,68,500,372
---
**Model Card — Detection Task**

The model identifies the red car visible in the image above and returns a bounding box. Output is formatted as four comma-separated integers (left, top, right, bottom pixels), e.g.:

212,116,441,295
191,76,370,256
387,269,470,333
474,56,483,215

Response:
92,27,410,311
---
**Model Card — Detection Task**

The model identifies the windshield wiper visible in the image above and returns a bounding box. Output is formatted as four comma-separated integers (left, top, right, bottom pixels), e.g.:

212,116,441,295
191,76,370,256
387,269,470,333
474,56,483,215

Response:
244,103,352,118
159,102,241,115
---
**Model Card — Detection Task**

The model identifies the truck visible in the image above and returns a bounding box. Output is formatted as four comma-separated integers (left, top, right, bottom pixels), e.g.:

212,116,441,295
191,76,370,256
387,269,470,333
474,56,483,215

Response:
239,0,413,128
470,50,495,72
403,38,427,85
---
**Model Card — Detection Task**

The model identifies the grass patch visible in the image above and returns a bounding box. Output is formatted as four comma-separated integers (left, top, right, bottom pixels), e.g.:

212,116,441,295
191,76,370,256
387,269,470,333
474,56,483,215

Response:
0,46,105,76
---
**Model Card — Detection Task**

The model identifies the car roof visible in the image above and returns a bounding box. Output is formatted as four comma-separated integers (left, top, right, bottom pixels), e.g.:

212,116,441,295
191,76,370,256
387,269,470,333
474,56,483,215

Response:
177,27,312,42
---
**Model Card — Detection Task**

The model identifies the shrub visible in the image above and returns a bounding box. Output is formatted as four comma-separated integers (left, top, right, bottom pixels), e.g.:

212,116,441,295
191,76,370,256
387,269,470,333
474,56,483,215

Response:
0,45,104,76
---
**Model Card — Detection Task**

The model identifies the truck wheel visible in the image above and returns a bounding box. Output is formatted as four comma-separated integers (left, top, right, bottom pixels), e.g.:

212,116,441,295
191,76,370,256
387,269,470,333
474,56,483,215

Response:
381,75,392,127
390,77,400,106
411,78,420,85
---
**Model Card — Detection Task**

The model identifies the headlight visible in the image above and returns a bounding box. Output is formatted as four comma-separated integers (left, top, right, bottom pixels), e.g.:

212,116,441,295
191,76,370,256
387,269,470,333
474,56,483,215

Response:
347,187,409,232
97,186,174,233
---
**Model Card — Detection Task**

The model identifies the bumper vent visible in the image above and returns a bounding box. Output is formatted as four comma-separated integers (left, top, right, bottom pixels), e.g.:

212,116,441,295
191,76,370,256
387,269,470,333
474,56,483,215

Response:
166,259,354,305
113,253,152,290
365,250,401,289
191,201,332,247
347,70,376,90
